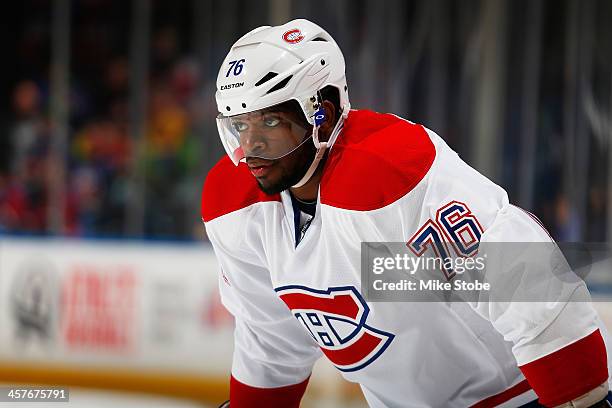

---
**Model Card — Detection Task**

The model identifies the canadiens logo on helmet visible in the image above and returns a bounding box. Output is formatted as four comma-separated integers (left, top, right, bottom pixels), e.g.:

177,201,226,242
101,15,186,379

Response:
275,285,394,372
282,28,304,44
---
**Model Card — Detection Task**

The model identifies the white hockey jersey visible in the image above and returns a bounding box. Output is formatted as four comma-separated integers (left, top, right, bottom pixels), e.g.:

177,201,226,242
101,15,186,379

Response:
202,109,610,407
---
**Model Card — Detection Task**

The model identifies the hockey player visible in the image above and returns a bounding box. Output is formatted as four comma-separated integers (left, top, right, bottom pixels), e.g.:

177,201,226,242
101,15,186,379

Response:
202,19,611,407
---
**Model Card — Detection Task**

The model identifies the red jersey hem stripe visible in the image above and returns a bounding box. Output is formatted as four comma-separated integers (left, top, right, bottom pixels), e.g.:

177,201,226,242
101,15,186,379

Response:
470,379,532,408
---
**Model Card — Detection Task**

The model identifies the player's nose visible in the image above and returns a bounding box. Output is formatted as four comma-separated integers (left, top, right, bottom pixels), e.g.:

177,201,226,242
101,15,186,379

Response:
240,131,267,155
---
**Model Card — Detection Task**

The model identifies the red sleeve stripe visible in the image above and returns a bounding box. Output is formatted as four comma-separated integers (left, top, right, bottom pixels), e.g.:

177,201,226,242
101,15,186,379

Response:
230,375,309,408
470,379,532,408
519,329,608,407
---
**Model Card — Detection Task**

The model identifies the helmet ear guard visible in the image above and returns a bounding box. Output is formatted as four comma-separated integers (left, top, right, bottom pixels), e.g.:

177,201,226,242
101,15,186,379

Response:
314,110,326,126
313,94,327,126
291,96,346,189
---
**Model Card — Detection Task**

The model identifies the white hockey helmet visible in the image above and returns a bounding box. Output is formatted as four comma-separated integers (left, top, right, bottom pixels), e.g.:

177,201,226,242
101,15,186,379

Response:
215,19,350,168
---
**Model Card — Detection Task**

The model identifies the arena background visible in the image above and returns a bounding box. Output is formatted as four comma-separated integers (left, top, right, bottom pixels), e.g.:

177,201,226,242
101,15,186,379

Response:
1,0,611,406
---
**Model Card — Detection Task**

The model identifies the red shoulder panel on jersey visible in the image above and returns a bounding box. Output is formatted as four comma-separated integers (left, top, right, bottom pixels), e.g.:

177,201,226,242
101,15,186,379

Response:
320,110,436,211
519,329,608,407
201,156,281,222
230,375,309,408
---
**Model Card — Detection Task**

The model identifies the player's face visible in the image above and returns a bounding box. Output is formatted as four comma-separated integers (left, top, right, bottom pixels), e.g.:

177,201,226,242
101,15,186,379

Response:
232,110,308,160
246,134,316,195
234,106,314,195
217,102,312,166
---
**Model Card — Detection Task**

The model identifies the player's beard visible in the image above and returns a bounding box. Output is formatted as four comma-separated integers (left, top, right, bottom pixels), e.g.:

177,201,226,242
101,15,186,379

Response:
256,139,317,195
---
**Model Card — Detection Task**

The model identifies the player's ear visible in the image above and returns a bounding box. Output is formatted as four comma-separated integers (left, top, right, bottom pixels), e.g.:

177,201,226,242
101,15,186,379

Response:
318,100,336,143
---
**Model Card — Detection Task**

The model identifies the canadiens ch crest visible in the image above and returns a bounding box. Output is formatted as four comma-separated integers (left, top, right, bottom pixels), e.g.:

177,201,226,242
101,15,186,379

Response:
275,285,394,372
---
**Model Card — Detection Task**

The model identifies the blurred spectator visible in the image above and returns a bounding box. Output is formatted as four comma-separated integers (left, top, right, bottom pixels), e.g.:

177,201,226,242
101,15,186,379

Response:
587,186,607,242
11,80,47,179
143,68,201,237
4,80,50,233
0,173,28,232
68,119,131,235
65,167,101,235
152,27,180,77
554,195,582,242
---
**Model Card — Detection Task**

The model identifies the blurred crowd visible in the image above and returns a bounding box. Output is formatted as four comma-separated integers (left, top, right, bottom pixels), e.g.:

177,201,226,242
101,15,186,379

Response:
0,0,609,242
1,1,212,239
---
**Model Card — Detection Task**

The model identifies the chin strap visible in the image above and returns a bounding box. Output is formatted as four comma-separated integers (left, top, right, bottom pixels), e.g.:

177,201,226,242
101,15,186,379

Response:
291,106,349,188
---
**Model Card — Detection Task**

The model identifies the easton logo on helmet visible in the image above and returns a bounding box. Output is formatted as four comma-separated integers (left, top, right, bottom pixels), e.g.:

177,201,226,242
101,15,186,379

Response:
220,82,244,90
282,29,304,44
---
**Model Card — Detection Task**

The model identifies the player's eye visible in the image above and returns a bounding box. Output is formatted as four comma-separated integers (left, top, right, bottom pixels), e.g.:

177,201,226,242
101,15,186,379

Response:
263,116,280,127
232,121,249,132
